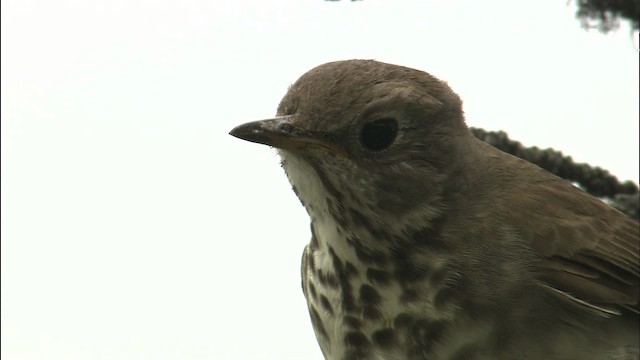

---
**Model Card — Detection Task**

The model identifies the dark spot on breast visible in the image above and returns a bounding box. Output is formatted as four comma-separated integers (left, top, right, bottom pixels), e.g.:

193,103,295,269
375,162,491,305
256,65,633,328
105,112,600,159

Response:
359,284,382,306
327,196,344,212
353,244,388,266
429,268,447,288
344,331,370,348
372,328,396,347
342,291,357,312
400,288,420,304
326,197,347,226
393,313,413,329
392,248,431,285
334,214,347,228
348,208,374,230
329,246,343,270
449,343,482,360
433,287,462,312
343,315,362,329
323,249,358,314
395,263,430,284
308,282,318,301
362,306,383,321
429,263,462,289
326,197,335,210
309,223,319,249
316,269,339,289
320,295,333,315
346,236,361,248
409,224,450,250
412,319,450,349
307,250,316,273
309,162,344,202
346,235,388,267
366,268,393,286
309,306,327,339
340,264,356,281
367,226,392,242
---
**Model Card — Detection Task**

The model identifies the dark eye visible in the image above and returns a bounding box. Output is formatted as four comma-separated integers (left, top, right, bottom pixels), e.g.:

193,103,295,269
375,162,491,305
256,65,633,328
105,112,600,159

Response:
360,118,398,151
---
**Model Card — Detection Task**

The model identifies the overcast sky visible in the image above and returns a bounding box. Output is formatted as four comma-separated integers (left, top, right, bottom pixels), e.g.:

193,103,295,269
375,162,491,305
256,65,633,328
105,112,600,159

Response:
2,1,638,359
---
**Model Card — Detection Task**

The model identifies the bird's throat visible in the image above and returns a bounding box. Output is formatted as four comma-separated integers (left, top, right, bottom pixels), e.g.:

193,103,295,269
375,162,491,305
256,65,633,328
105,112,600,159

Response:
281,151,473,359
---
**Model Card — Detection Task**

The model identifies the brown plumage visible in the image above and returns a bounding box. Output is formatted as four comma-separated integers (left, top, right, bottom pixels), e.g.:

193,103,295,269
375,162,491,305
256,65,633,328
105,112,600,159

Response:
230,60,639,359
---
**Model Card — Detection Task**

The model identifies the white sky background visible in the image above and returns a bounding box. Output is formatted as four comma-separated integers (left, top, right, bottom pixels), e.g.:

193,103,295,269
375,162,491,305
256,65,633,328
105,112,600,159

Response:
1,0,638,359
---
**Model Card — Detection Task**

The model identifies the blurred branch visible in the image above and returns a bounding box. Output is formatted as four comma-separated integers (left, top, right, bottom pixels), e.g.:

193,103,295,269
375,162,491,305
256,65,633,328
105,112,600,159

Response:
470,127,639,220
573,0,639,32
323,0,639,32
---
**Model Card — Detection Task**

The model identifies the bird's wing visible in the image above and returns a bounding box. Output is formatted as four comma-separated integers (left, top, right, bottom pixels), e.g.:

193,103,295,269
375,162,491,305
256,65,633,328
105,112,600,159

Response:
506,177,639,316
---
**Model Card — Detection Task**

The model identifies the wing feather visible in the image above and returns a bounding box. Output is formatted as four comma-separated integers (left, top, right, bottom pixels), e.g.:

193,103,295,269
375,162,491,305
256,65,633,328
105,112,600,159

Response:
502,161,639,315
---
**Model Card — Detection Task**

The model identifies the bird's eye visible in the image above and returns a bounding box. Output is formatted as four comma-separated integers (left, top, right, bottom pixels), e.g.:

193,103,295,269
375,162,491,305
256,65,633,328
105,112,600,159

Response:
360,118,398,151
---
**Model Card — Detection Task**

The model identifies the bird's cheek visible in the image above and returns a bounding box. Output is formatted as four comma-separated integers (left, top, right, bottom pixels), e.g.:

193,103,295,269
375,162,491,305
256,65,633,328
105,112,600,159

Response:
374,171,444,214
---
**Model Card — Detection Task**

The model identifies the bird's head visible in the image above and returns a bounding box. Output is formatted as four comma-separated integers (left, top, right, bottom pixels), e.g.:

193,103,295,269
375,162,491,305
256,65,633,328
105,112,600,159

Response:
231,60,471,234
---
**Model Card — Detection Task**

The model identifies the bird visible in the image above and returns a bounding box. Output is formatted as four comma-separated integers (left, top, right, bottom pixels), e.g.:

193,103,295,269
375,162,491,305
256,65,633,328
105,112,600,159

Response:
229,60,639,360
